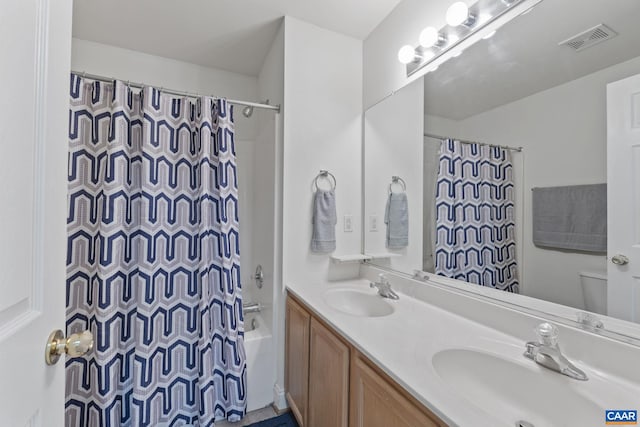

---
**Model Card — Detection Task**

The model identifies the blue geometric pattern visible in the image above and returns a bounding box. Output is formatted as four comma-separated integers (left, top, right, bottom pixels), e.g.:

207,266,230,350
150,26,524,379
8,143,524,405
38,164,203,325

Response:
66,74,246,426
434,139,519,293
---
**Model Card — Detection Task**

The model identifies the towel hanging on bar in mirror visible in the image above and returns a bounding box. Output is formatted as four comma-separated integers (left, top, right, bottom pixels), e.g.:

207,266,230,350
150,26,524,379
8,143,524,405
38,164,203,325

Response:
531,184,606,252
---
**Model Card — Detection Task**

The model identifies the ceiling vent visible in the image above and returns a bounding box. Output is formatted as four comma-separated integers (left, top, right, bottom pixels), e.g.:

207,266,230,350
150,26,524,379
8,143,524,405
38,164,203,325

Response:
559,24,618,52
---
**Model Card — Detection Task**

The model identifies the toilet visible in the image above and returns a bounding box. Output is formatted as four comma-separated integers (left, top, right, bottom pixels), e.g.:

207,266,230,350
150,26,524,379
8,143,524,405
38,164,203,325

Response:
579,271,608,315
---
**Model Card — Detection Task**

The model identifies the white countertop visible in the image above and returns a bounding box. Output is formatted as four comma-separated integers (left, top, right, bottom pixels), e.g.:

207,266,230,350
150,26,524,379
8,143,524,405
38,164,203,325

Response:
286,278,640,427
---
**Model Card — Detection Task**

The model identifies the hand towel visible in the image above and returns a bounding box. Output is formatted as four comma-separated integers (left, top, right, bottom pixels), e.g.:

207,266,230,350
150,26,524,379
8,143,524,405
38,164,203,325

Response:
532,184,606,252
385,192,409,249
311,190,337,252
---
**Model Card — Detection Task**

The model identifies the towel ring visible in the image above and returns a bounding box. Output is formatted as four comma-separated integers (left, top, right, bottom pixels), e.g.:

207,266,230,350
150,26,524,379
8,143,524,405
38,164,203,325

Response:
314,170,337,191
389,176,406,194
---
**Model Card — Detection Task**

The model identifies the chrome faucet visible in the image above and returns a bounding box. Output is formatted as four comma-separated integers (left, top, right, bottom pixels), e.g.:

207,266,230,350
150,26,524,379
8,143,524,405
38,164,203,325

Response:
370,274,399,300
524,323,588,381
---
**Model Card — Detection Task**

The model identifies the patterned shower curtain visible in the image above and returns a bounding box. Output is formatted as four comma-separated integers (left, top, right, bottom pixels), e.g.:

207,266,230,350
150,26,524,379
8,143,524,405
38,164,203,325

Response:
434,139,519,293
65,74,246,426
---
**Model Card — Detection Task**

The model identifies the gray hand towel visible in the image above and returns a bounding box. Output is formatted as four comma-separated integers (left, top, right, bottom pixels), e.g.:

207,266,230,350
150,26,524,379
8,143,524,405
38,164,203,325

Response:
385,192,409,249
532,184,607,252
311,190,337,252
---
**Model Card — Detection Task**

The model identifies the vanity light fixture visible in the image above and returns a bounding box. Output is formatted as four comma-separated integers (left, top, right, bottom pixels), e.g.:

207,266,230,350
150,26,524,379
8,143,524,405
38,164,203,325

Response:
419,27,447,48
397,45,418,64
446,2,476,27
399,0,544,77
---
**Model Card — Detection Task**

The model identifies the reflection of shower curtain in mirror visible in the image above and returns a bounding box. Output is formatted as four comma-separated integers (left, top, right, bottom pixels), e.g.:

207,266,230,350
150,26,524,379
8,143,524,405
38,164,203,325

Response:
435,139,519,293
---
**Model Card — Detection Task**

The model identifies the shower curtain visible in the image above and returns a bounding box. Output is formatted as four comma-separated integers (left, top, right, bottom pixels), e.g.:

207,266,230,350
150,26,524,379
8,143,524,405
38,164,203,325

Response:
65,74,246,426
434,139,519,293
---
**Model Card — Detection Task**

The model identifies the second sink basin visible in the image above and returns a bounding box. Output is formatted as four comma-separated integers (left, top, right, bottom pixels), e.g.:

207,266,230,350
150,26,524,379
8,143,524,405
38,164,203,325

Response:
432,349,602,426
324,288,394,317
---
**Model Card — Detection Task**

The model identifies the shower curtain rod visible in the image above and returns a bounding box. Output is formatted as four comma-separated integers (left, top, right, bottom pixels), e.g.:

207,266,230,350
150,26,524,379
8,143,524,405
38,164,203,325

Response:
72,70,281,113
424,132,523,152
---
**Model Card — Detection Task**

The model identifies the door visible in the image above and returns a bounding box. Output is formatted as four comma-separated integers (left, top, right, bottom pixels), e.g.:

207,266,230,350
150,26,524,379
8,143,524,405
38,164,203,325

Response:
349,353,443,427
0,0,73,425
285,296,311,426
607,73,640,323
308,317,349,427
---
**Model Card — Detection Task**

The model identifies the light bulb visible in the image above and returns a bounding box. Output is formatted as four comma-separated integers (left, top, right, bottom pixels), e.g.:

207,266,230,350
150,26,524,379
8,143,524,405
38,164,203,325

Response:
397,45,416,64
419,27,439,48
483,30,497,39
448,34,460,45
446,2,470,27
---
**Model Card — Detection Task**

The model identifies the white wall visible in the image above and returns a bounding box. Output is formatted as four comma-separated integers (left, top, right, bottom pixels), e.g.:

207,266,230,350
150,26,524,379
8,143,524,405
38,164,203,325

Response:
426,55,640,309
256,22,286,408
282,16,363,286
364,78,424,273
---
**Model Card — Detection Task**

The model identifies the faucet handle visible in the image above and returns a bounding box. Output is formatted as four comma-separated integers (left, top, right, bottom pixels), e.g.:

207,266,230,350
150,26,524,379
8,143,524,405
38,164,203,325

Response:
535,322,559,347
576,312,604,330
377,273,388,283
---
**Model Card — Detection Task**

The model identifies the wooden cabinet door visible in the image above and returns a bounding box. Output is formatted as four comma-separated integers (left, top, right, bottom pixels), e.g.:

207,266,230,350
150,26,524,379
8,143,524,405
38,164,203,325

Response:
285,297,311,426
350,353,444,427
308,317,350,427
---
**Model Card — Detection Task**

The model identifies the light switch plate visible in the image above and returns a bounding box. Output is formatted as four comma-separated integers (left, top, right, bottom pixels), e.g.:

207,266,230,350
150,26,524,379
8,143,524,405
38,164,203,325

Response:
369,215,378,232
344,215,353,232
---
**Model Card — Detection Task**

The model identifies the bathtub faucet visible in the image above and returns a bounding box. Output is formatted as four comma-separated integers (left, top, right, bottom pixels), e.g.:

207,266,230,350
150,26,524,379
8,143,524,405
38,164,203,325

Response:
524,323,588,381
243,302,262,314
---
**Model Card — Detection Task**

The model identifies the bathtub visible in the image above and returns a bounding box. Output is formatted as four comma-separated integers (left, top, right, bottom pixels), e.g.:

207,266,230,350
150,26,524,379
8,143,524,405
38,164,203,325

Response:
244,312,275,412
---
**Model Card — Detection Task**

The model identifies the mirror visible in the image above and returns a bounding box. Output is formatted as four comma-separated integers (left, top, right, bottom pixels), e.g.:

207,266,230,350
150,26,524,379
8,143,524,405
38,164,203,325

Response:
364,0,640,335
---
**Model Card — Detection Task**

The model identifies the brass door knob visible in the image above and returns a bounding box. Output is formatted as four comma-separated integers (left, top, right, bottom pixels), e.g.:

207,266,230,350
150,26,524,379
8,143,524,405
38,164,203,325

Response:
45,329,94,365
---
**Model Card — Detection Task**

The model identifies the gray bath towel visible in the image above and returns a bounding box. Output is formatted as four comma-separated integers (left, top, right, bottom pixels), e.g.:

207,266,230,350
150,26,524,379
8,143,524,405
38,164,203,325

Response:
532,184,606,252
311,190,337,252
385,192,409,249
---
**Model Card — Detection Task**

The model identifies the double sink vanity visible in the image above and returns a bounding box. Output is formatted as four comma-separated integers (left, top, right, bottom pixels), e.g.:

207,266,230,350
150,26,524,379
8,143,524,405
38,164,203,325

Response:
285,267,640,427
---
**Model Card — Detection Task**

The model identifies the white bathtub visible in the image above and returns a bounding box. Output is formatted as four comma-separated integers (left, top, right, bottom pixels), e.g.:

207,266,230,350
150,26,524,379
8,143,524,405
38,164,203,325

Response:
244,312,275,412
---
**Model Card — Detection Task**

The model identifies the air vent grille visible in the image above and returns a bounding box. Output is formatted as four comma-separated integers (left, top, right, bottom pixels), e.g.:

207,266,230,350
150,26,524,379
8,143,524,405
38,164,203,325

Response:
559,24,618,52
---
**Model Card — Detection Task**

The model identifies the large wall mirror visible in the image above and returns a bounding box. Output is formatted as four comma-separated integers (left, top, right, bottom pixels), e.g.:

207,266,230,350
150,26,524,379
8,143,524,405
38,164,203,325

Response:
364,0,640,336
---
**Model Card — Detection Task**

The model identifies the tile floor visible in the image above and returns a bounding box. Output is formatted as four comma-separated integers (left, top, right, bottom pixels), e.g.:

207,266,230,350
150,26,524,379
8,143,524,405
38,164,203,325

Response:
216,406,278,427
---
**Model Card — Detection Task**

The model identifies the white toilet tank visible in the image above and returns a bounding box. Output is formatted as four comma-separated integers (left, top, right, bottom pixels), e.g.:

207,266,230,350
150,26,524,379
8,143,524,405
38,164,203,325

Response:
579,270,608,315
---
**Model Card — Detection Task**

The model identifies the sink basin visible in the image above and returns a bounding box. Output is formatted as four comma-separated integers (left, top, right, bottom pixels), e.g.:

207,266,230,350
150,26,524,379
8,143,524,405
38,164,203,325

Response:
324,288,394,317
432,349,602,426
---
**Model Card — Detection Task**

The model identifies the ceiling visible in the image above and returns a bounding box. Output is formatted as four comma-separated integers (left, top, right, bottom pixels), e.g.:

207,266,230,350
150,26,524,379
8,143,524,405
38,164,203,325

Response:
423,0,640,120
72,0,402,77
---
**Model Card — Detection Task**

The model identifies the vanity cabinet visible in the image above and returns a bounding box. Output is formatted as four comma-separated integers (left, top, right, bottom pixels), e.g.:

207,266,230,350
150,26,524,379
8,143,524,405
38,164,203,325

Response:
285,296,311,425
285,293,446,427
286,296,350,427
308,317,350,426
350,353,443,427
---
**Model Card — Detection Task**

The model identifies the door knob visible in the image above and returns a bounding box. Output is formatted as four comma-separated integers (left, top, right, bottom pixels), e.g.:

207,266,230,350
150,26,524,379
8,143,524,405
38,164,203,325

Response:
45,329,94,365
611,254,630,266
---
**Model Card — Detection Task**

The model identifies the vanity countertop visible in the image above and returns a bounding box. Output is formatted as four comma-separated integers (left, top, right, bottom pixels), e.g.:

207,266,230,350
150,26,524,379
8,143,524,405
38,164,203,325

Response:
286,278,640,427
